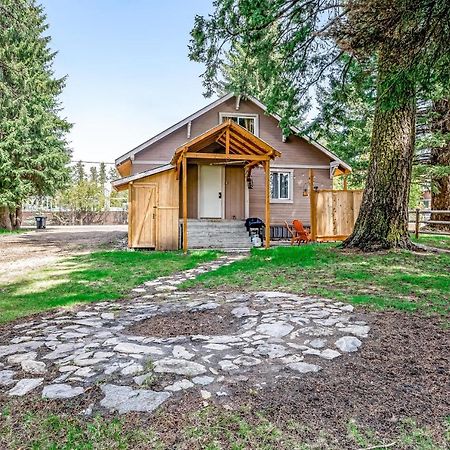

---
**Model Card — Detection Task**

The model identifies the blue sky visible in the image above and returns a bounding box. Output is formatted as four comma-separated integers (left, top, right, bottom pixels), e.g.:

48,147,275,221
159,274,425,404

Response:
41,0,216,163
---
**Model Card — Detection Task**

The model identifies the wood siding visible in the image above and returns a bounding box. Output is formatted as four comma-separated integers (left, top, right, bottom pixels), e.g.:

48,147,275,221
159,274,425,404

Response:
225,166,245,219
249,168,331,225
315,189,363,240
130,97,334,222
130,169,179,250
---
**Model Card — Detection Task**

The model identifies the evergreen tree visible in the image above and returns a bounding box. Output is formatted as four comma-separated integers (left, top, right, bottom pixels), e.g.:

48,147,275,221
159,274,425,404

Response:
74,160,85,183
189,0,450,250
89,166,98,184
0,0,71,229
99,162,107,192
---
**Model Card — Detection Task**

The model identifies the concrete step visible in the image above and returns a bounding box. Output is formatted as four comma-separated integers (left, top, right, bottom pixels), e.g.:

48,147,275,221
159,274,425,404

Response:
184,219,251,248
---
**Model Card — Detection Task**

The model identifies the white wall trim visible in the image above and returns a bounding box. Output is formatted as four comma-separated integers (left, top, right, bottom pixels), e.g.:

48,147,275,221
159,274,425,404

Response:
271,164,330,169
133,160,171,165
270,168,294,204
218,111,260,136
115,92,351,173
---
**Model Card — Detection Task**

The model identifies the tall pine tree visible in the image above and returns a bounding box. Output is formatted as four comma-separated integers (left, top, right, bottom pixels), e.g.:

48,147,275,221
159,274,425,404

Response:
0,0,71,229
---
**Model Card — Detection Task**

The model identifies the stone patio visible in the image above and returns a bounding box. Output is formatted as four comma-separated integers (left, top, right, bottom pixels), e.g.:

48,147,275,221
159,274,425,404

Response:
0,254,370,414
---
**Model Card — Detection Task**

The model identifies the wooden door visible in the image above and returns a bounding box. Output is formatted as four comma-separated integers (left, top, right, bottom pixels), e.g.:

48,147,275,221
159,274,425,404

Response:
131,184,157,248
225,166,245,219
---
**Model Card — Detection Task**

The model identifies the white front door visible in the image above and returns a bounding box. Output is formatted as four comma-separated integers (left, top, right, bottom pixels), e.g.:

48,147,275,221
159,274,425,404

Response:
199,165,223,218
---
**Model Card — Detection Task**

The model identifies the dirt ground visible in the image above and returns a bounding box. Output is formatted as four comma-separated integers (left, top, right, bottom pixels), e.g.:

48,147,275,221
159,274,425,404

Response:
0,225,127,284
1,309,448,449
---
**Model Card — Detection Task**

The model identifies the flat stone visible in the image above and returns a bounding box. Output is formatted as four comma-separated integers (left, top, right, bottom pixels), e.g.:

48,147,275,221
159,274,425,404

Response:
8,378,43,396
172,345,194,360
114,342,164,355
231,306,259,318
256,322,294,338
204,343,230,351
42,384,84,399
218,360,239,372
335,336,362,352
341,305,354,312
43,343,84,360
206,336,243,344
309,339,327,349
233,356,261,366
154,358,207,376
101,313,115,320
287,362,322,374
254,343,291,359
200,390,211,400
121,363,143,376
339,325,370,337
21,360,47,375
7,352,37,365
320,349,341,360
0,370,15,386
164,379,194,392
100,384,170,414
192,375,214,386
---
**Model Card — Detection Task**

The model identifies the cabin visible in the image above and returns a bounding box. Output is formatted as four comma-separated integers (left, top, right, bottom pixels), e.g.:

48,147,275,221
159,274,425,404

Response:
112,94,352,251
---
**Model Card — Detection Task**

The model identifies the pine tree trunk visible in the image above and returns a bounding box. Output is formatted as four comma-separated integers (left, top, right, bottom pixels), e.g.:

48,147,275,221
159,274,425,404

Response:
344,48,416,250
430,99,450,230
0,206,12,230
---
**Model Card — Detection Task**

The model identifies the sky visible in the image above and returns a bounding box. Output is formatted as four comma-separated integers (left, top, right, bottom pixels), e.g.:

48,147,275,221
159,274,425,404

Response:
41,0,216,164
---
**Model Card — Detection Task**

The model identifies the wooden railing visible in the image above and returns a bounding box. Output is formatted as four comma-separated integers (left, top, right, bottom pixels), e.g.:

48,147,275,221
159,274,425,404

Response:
408,209,450,238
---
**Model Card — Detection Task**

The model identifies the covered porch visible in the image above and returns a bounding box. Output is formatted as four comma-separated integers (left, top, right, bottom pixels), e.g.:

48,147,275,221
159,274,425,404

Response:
171,120,281,252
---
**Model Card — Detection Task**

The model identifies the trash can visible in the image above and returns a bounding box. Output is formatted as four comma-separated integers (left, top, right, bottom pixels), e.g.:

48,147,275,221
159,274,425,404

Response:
35,216,47,229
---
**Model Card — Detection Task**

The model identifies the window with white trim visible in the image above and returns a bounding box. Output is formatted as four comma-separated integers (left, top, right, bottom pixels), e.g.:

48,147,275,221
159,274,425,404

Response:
219,112,259,135
270,170,293,202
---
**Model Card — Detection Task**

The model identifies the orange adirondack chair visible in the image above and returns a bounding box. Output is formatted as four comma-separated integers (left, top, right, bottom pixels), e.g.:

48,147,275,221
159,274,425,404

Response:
285,220,311,245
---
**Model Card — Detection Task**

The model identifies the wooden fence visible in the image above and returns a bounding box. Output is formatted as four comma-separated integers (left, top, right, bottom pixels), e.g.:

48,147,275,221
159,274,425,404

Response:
311,188,364,241
409,209,450,237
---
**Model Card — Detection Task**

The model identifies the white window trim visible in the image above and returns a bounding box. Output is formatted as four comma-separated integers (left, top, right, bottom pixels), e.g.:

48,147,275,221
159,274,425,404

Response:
270,168,294,204
218,112,259,136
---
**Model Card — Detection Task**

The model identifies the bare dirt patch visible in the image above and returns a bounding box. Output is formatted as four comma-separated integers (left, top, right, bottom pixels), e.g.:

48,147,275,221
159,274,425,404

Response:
0,225,127,284
126,305,240,337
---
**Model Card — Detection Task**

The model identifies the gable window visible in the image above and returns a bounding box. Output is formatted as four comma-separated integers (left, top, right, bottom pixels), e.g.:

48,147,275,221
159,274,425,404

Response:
219,112,259,135
270,169,293,203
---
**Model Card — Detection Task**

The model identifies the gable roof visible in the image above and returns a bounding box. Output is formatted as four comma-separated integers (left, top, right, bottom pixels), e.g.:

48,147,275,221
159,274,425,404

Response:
115,93,351,173
112,164,174,191
172,119,281,165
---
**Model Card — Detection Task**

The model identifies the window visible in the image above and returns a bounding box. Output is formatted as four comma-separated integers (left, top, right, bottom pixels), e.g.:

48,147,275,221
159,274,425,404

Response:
219,113,259,135
270,170,293,202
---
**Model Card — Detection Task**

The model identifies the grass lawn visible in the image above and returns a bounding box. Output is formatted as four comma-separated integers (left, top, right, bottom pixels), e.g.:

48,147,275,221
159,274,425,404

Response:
0,228,30,234
1,402,448,450
412,233,450,250
0,249,219,323
182,244,450,316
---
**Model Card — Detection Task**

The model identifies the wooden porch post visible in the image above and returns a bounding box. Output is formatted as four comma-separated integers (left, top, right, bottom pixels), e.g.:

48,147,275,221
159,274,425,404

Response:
309,168,317,241
265,159,271,249
128,181,133,248
182,155,188,254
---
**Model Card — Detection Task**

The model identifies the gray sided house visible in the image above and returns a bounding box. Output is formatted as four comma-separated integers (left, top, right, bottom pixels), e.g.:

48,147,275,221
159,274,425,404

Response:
113,94,351,250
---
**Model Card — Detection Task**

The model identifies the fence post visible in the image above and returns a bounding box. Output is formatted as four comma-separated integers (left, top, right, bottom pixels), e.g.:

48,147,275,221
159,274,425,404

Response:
415,208,420,239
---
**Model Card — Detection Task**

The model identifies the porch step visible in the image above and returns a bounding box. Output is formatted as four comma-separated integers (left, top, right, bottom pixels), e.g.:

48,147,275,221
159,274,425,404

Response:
184,220,252,249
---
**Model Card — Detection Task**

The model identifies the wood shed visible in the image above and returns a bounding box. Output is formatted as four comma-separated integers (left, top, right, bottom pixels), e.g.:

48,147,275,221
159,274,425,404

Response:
113,165,179,250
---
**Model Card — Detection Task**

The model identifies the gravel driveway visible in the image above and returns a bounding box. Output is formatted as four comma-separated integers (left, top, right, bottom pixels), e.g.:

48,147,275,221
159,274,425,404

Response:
0,225,127,284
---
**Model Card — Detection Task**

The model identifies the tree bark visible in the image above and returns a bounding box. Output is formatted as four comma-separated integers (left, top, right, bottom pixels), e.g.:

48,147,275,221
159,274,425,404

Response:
430,98,450,230
344,48,416,250
0,206,12,230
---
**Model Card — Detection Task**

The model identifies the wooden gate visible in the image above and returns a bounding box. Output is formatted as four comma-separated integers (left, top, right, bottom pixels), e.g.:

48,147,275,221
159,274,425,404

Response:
129,183,157,248
312,189,363,241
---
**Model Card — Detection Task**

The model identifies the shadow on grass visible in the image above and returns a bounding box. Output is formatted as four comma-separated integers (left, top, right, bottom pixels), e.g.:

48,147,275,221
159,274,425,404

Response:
0,249,219,323
182,245,450,316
